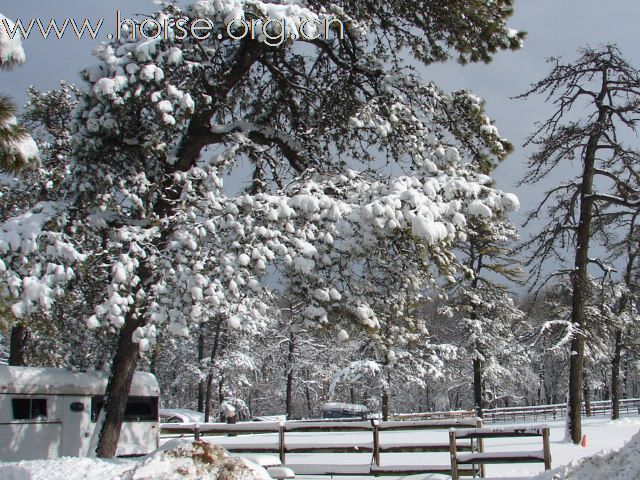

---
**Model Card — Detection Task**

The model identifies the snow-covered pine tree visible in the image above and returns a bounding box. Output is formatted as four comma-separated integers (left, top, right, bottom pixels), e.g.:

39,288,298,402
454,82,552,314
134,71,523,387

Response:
0,1,523,456
265,295,322,420
523,283,573,405
327,262,464,421
2,83,77,366
258,306,354,417
442,214,530,416
0,98,39,173
526,276,625,418
1,12,40,365
330,333,457,419
2,84,77,219
0,13,38,173
600,214,640,419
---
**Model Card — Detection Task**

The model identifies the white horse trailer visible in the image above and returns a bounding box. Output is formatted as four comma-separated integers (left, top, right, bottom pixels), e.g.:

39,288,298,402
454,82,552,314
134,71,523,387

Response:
0,365,160,461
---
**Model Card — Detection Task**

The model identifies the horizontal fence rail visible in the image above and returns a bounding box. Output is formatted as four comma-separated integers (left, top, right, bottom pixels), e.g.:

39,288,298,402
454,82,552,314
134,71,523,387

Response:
392,397,640,423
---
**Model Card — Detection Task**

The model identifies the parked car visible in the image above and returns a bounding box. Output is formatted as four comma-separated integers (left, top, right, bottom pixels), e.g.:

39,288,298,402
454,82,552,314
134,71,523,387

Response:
321,402,370,419
159,408,205,424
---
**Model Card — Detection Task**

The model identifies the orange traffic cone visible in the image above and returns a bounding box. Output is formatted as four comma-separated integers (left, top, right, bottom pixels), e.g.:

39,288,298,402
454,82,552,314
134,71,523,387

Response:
581,434,588,447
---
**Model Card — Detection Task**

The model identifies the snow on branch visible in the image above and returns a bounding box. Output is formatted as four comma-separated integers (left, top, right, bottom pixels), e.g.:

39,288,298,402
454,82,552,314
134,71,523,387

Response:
0,13,26,69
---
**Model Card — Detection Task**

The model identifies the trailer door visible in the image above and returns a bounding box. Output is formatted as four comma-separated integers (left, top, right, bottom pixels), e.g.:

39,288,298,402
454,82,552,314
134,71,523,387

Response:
62,396,92,457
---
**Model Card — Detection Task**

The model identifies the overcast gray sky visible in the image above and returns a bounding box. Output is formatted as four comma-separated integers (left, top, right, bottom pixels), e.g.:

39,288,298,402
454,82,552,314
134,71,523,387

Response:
2,0,640,263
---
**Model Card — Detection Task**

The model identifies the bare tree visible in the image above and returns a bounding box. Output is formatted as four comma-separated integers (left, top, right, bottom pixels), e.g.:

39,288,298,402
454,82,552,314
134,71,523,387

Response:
519,45,640,443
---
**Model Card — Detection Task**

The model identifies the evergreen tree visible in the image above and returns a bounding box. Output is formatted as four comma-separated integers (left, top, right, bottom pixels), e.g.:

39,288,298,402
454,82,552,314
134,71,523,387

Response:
0,1,522,456
445,215,528,417
601,212,640,418
0,13,38,172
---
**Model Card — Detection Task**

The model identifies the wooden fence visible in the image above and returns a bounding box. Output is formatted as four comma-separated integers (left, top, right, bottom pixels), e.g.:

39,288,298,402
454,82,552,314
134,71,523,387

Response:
162,417,485,477
393,397,640,423
449,425,551,480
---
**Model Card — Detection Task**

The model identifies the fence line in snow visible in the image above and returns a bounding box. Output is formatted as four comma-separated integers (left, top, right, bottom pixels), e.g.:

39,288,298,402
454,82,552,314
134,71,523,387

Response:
392,397,640,423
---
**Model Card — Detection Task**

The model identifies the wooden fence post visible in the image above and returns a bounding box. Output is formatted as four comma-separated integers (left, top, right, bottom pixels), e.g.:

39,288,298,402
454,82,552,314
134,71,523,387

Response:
279,424,286,465
476,418,485,478
542,427,552,471
372,419,381,466
449,429,459,480
194,423,201,442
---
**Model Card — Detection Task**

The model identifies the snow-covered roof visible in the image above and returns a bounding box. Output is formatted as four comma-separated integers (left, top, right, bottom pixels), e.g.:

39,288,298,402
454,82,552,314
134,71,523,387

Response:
0,365,159,396
159,408,206,423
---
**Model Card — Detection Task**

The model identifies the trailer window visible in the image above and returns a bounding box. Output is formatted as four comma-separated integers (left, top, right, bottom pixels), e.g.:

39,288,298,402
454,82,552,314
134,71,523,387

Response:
124,398,157,421
91,396,158,422
91,396,103,422
12,398,47,420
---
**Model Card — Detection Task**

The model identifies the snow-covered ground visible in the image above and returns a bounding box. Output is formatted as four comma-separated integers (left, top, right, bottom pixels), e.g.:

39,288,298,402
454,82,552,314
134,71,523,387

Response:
0,440,271,480
483,416,640,478
1,416,639,479
0,457,134,480
189,415,640,478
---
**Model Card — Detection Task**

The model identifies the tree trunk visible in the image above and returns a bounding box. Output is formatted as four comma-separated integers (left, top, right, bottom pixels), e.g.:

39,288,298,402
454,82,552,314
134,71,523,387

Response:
149,345,159,376
622,353,629,399
473,350,484,418
204,318,224,422
567,83,608,443
204,372,215,422
285,333,295,419
537,371,543,405
611,329,623,420
470,263,484,419
583,373,591,417
303,367,313,417
567,295,586,442
381,369,391,420
197,329,205,413
381,388,390,421
285,369,293,419
218,374,225,405
92,40,267,457
95,315,143,457
305,383,313,417
603,370,611,401
9,323,29,366
425,386,430,412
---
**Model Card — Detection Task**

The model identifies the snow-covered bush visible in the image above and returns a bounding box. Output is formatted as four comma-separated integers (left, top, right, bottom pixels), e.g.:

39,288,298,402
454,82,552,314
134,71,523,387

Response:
127,441,270,480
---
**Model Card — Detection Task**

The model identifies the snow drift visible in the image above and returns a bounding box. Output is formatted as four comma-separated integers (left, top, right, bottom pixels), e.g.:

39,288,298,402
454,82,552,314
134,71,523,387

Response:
0,441,271,480
532,430,640,480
